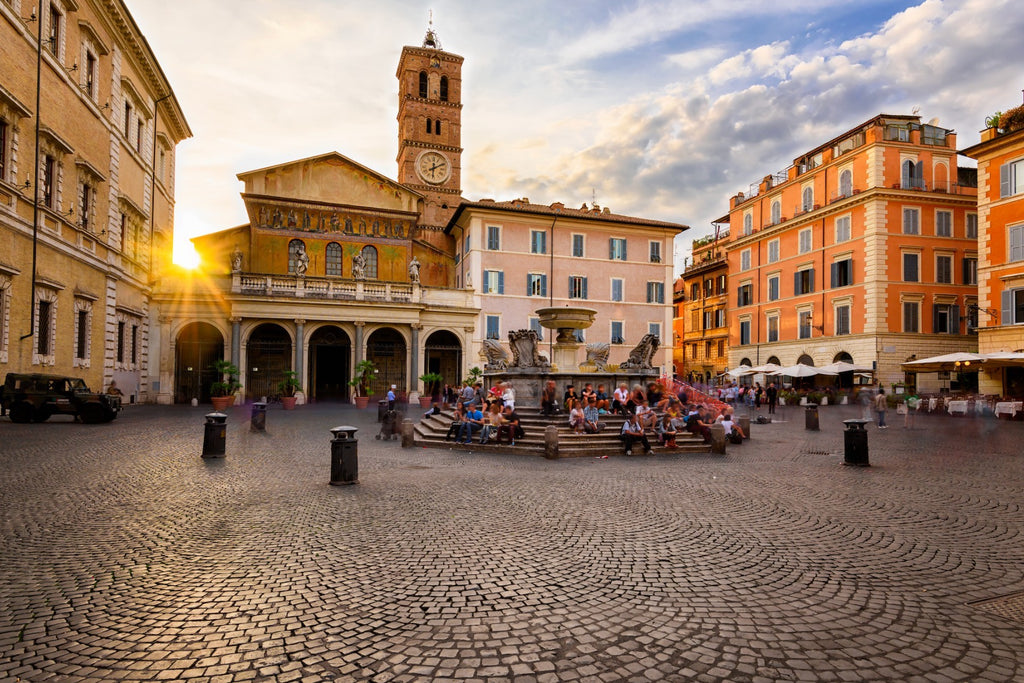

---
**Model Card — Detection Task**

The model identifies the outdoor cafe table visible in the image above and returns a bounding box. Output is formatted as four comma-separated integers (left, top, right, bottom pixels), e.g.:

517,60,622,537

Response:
947,400,969,416
994,401,1023,418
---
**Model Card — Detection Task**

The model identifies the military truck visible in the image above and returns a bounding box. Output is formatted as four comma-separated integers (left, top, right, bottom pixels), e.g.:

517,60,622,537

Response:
1,373,121,424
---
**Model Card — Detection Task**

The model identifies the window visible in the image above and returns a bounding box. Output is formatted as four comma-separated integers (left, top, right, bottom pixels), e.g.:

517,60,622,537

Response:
767,315,779,342
649,323,661,339
794,268,815,295
798,311,812,339
131,324,138,365
936,211,952,237
529,317,543,341
288,239,305,274
116,320,125,363
836,216,851,243
1010,225,1024,262
527,273,547,297
531,230,546,254
903,253,919,282
47,3,61,56
569,275,588,299
136,119,143,152
739,320,751,345
703,310,713,330
967,213,978,239
718,339,725,357
802,186,814,212
835,304,851,336
325,242,342,276
123,100,132,138
740,249,751,271
485,315,500,340
1002,288,1024,325
885,124,910,142
646,281,664,304
42,155,55,208
37,299,53,356
839,169,853,197
767,274,779,301
743,213,752,235
573,329,585,343
361,245,378,279
75,308,88,360
737,283,753,307
611,278,623,302
933,303,960,334
425,117,432,134
1000,159,1024,198
691,311,699,331
79,182,92,231
903,301,920,333
963,257,977,286
831,259,853,288
0,120,7,181
715,308,726,327
572,234,584,257
767,239,779,263
716,274,726,294
902,160,924,190
799,228,812,254
770,200,781,225
463,233,470,253
483,270,504,294
85,51,97,99
706,340,714,358
690,282,699,299
435,120,441,135
649,241,661,263
486,225,500,250
936,254,953,284
611,321,624,344
609,238,627,260
903,208,920,235
922,124,947,147
704,278,713,297
690,343,698,359
439,76,449,102
418,71,428,98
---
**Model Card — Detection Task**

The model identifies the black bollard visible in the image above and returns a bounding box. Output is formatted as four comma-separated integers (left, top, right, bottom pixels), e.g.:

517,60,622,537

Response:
329,425,359,485
842,419,870,466
805,403,819,431
202,412,227,458
250,402,267,432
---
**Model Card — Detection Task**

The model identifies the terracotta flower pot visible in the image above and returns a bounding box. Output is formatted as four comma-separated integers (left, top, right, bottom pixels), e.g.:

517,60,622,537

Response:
210,395,235,411
281,396,297,410
355,396,370,409
419,396,433,408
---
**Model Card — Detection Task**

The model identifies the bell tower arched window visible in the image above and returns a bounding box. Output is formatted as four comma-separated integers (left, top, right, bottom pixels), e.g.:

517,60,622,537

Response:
435,119,441,135
440,76,448,102
426,118,432,134
418,71,428,98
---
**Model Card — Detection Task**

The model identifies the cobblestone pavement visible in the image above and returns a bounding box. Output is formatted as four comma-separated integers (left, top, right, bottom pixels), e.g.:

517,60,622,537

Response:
1,402,1023,682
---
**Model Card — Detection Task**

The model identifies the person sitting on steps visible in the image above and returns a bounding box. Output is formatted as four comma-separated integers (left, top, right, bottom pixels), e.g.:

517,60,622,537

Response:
621,413,652,456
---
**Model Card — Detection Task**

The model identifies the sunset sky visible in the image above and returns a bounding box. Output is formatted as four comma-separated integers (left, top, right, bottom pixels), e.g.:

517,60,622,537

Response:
127,0,1023,272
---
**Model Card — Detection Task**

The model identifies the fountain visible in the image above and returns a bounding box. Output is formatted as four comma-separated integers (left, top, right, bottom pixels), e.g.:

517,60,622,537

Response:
481,306,662,408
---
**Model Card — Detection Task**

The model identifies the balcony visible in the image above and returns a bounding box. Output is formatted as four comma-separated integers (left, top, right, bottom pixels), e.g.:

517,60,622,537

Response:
230,272,475,308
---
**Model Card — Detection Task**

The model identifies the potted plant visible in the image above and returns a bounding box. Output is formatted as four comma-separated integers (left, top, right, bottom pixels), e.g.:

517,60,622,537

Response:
466,366,483,387
278,370,300,410
418,372,443,408
348,359,376,409
210,360,241,411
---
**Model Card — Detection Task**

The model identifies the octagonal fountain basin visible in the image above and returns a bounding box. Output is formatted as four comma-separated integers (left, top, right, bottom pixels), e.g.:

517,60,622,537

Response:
536,307,597,342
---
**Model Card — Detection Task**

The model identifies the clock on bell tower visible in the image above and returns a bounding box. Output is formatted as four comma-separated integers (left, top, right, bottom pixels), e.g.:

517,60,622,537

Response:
396,26,463,229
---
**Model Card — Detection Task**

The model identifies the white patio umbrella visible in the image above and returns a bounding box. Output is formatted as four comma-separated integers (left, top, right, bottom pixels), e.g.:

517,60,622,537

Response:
751,363,785,374
982,351,1024,366
725,366,757,378
901,352,987,372
819,361,874,374
777,363,837,377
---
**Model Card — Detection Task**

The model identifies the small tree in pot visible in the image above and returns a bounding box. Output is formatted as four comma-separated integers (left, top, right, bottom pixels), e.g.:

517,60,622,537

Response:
210,360,242,411
278,371,301,410
348,359,377,408
418,372,443,408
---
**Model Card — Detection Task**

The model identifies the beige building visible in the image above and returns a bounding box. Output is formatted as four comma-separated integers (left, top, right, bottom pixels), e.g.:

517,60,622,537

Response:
0,0,190,401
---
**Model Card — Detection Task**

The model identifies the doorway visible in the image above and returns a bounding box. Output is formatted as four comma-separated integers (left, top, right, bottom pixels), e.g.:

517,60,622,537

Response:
174,322,223,404
309,326,351,402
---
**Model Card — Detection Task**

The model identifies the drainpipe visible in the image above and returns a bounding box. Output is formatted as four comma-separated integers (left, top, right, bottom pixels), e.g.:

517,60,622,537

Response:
20,0,45,345
148,94,172,277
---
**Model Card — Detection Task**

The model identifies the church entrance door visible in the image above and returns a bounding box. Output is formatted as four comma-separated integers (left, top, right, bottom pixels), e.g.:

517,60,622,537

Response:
246,323,292,400
309,326,351,402
174,322,223,404
366,328,407,398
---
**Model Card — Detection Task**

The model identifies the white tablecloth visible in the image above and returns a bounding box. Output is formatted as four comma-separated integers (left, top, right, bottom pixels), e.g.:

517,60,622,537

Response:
947,400,969,415
994,401,1023,418
928,397,938,412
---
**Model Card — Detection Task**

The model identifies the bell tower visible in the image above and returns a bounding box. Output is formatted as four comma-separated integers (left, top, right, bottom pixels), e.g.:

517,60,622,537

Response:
396,24,463,231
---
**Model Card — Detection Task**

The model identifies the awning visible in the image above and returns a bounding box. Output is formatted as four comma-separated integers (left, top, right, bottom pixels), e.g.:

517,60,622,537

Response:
901,352,988,372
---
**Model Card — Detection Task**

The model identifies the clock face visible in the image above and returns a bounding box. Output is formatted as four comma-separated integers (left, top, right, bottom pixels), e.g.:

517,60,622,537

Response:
416,151,451,185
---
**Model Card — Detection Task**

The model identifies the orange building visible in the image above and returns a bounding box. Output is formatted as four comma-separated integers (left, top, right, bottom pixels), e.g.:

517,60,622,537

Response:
961,107,1024,396
672,277,685,377
680,232,729,383
724,114,978,389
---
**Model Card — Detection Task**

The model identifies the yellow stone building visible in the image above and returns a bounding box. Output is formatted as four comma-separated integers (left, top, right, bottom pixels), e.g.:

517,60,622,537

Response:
0,0,189,401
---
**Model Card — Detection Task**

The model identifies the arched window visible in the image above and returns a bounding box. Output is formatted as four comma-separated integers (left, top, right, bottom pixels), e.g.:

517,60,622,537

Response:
797,354,814,366
418,71,428,98
361,245,378,279
435,119,441,135
802,186,814,212
766,355,781,365
426,118,432,134
839,169,853,197
325,242,342,277
902,160,924,189
833,351,853,363
743,214,752,235
440,76,449,101
770,200,781,225
288,239,305,274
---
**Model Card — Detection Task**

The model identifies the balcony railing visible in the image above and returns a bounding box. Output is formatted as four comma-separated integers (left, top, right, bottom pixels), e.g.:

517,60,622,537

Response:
231,272,474,307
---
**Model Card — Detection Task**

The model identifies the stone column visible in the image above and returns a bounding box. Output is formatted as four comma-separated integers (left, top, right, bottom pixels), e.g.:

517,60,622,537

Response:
294,319,305,374
354,321,365,364
409,323,422,402
230,317,241,368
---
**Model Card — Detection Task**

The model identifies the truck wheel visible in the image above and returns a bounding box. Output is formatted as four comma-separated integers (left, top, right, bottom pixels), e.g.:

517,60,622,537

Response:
33,410,52,422
80,404,105,424
9,402,34,423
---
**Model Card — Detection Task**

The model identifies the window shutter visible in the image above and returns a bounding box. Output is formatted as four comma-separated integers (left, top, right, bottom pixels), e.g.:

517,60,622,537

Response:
950,305,960,334
902,161,912,188
962,258,969,285
932,304,940,333
794,271,800,295
583,278,589,299
830,262,838,288
809,269,815,293
846,259,854,285
915,161,924,188
1012,227,1024,262
568,276,574,298
1000,163,1011,198
622,241,627,261
609,240,614,260
498,271,504,295
1002,290,1013,325
540,274,547,297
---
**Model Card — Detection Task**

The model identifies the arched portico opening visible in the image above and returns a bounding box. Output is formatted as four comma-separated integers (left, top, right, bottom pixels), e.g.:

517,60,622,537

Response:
424,330,462,392
175,322,223,404
797,354,814,366
366,327,407,397
246,323,292,400
309,326,351,402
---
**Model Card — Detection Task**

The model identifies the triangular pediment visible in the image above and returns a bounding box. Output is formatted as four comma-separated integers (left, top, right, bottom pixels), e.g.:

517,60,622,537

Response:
237,152,422,213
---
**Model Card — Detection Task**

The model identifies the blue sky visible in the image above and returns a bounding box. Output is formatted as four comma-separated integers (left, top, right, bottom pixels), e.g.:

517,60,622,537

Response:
129,0,1022,271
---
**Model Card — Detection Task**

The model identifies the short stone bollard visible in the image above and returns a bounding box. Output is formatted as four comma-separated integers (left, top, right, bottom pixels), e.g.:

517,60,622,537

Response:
709,423,726,454
250,401,267,432
842,419,870,466
401,418,414,448
544,425,559,459
805,403,820,431
737,415,750,440
202,412,227,458
329,425,359,485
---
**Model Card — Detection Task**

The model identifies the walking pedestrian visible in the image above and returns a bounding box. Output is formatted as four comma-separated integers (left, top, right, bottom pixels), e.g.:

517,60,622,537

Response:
874,388,888,429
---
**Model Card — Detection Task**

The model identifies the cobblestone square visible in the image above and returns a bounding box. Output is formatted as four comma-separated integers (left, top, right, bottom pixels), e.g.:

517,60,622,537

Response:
2,403,1022,682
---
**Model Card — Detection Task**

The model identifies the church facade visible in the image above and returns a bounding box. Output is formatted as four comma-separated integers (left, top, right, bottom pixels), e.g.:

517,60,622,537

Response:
154,28,685,404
